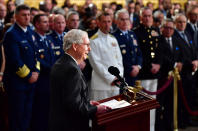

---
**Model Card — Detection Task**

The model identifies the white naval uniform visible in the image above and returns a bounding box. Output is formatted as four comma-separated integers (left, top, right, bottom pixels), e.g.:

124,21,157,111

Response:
89,29,124,101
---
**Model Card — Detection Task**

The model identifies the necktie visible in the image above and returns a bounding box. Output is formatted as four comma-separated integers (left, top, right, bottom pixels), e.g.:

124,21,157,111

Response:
59,35,63,41
167,38,173,51
124,32,129,40
181,32,189,45
43,37,48,47
194,25,197,32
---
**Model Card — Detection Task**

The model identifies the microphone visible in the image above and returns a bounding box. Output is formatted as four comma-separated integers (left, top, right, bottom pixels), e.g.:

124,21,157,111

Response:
108,66,127,86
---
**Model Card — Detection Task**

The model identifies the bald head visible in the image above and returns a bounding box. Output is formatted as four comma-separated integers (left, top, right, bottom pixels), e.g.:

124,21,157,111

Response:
0,3,6,19
53,14,66,34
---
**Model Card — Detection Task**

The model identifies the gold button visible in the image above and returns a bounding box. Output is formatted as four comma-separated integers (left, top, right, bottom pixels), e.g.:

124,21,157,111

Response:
149,35,151,38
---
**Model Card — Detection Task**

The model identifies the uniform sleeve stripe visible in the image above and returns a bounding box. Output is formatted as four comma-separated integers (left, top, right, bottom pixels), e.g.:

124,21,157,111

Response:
16,65,30,78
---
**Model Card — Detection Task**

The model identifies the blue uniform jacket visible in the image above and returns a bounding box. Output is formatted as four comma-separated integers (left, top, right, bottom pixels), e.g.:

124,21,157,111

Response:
34,32,55,75
3,23,40,90
113,29,142,86
47,31,65,61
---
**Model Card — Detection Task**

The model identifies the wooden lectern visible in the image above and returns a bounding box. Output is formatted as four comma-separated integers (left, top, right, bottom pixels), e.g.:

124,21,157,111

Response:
92,92,160,131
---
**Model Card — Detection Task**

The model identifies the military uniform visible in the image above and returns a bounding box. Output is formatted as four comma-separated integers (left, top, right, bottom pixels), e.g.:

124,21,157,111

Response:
3,23,40,131
47,31,65,62
112,29,142,86
134,24,162,131
88,29,124,101
31,32,55,131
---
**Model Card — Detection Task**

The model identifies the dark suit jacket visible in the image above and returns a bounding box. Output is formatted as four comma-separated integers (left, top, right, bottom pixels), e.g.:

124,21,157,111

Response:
160,36,183,77
49,53,97,131
173,30,198,75
185,22,198,49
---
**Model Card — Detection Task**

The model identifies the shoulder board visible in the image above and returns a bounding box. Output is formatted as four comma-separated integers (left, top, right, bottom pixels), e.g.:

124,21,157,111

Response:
109,34,115,38
90,34,98,40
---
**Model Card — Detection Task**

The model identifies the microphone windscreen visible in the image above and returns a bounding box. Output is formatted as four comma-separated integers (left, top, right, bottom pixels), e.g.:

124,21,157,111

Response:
108,66,120,76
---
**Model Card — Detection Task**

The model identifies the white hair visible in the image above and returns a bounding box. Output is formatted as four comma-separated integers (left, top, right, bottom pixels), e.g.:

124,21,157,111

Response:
174,13,187,22
63,29,88,51
66,11,79,20
115,9,129,20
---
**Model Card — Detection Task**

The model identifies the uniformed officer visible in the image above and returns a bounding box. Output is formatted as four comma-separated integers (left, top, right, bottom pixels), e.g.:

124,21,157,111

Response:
3,5,40,131
134,7,162,131
48,14,66,62
31,14,55,131
88,12,124,101
113,9,142,87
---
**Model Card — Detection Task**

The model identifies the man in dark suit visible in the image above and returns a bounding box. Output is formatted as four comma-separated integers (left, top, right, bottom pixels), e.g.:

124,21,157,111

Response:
113,9,142,87
155,19,183,131
3,5,40,131
49,29,109,131
127,0,140,29
185,5,198,48
173,13,198,128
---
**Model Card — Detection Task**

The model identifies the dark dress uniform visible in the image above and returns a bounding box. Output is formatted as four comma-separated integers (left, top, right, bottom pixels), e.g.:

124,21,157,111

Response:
47,31,65,62
133,24,162,79
31,32,55,131
112,29,142,86
3,23,40,131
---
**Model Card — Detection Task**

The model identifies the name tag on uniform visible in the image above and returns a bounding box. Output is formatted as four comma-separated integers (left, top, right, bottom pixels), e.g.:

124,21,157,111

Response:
120,44,126,48
52,46,60,49
38,49,44,52
21,40,28,43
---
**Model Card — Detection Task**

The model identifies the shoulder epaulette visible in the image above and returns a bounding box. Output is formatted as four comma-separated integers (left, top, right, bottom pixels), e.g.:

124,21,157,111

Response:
109,34,115,38
90,33,98,40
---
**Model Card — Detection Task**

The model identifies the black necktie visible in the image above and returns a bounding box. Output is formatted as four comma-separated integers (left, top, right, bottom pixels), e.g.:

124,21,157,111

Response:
167,38,173,51
181,32,189,45
124,32,129,40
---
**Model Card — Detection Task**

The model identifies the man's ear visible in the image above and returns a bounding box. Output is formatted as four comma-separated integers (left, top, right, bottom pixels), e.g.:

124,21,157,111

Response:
72,44,78,51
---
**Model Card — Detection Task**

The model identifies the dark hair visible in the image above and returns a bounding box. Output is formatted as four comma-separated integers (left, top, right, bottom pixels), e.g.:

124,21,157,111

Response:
15,4,30,15
30,7,39,13
97,12,111,21
33,14,47,26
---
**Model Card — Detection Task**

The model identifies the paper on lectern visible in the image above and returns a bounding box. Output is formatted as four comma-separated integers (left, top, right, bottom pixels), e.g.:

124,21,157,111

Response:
100,99,131,109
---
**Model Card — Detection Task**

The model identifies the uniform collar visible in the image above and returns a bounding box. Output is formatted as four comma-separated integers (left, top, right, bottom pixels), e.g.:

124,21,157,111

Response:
98,29,109,37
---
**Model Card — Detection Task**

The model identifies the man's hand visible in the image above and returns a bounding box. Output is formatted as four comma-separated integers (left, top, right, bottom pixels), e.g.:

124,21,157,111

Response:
151,63,160,74
176,62,183,72
90,101,100,106
96,105,111,114
192,60,198,72
130,65,140,77
28,72,39,84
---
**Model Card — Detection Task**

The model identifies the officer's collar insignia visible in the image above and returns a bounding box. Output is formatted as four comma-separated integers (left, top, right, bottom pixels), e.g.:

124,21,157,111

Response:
112,43,117,47
21,40,28,43
131,35,133,38
151,30,159,36
120,33,123,35
122,49,126,54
